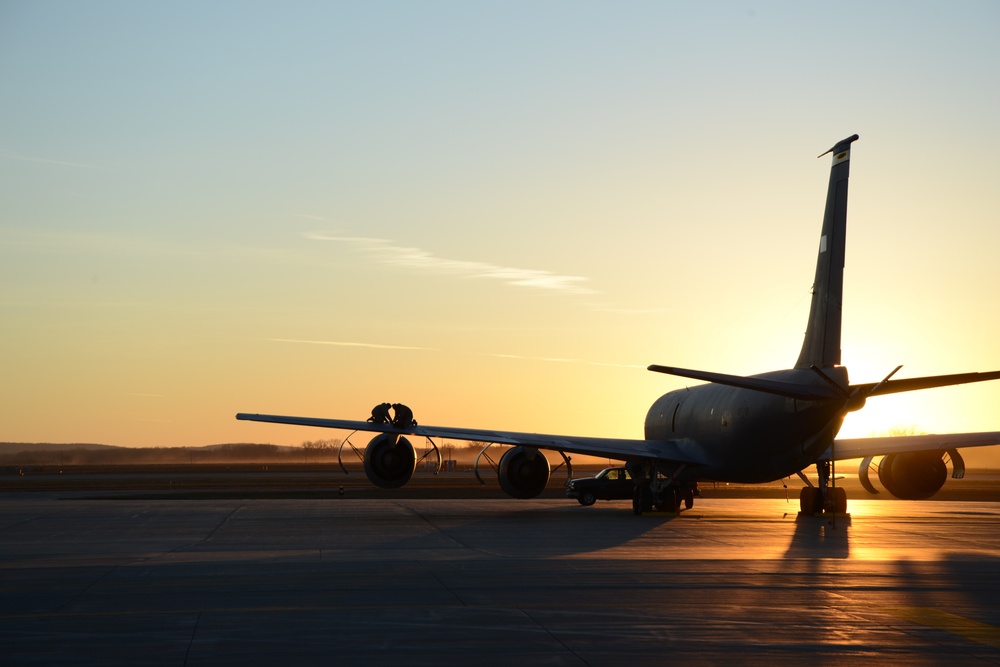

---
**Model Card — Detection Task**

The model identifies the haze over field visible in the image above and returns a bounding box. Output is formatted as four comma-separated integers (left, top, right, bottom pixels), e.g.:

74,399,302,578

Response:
2,2,999,466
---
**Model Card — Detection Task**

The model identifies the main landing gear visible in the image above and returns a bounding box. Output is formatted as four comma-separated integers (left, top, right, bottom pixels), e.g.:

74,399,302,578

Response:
631,470,697,515
625,461,699,515
799,460,847,515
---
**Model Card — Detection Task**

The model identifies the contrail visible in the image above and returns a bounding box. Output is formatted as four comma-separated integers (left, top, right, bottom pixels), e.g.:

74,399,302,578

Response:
304,232,597,296
268,338,436,351
268,337,641,368
0,150,102,170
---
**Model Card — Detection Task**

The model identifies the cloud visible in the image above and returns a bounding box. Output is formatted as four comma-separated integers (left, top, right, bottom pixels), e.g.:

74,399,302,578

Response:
293,214,335,222
584,303,661,316
268,338,436,351
304,232,597,296
477,351,644,369
268,337,641,368
0,149,102,170
1,228,298,264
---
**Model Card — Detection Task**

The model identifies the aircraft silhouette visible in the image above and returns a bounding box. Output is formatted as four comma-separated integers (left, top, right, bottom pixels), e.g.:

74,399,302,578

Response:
239,135,1000,515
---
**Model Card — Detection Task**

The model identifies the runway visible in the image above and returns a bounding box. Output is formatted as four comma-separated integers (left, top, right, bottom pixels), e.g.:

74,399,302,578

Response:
2,495,999,665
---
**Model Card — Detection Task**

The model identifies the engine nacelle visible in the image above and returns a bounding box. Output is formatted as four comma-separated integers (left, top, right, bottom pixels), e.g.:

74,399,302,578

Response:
497,446,550,499
877,451,948,500
363,433,416,489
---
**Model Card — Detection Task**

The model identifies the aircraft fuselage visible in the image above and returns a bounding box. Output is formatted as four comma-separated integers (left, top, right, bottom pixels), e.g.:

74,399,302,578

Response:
644,368,848,483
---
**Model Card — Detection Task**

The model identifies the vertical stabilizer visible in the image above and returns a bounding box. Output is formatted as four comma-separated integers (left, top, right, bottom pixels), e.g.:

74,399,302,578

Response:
795,134,859,369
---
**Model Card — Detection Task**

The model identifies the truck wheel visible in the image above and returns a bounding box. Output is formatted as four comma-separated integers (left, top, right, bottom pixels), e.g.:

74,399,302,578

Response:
578,492,596,506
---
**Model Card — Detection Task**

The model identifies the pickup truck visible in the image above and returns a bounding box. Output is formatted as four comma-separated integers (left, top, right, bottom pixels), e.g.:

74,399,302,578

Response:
565,467,634,506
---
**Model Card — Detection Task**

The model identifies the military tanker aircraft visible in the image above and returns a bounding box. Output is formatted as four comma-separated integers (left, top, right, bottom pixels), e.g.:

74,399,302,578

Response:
238,135,1000,515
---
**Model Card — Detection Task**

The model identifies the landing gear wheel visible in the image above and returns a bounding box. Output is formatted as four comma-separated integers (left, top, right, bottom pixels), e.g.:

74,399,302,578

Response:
683,488,694,510
799,487,821,515
633,485,653,515
578,492,596,507
656,487,681,513
831,486,847,514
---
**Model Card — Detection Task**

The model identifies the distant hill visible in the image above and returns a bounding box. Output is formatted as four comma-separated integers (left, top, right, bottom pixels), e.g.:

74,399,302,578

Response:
0,442,299,453
0,442,122,454
0,442,328,465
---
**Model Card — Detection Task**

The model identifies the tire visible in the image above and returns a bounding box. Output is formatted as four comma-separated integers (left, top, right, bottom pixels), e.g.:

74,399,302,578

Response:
633,486,654,515
639,486,654,513
799,487,820,515
683,488,694,510
579,492,596,506
654,487,679,513
832,486,847,514
668,487,682,512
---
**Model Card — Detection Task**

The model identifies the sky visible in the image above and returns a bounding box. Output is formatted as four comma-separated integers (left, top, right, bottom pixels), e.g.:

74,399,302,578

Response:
2,1,1000,466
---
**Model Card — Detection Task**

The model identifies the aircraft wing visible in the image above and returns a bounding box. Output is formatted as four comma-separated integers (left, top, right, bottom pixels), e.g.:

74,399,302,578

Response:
235,413,712,466
822,431,1000,461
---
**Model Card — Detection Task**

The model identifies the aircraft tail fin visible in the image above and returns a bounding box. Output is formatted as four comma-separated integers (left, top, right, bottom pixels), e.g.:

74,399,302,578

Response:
795,134,859,369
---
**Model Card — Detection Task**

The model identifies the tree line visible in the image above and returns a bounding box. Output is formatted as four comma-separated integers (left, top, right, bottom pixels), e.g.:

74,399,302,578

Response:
2,439,604,467
0,441,343,466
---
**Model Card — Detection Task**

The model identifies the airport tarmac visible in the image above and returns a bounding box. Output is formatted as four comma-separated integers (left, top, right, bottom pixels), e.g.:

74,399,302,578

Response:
1,495,999,666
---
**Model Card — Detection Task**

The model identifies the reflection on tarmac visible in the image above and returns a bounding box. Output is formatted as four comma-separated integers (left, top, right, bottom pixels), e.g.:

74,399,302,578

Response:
1,495,998,665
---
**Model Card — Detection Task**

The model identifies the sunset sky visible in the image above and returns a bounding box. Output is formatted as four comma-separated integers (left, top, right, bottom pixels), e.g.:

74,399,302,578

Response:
3,2,1000,465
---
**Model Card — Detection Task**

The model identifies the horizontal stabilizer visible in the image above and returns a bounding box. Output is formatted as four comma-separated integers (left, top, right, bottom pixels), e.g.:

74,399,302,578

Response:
854,370,1000,397
646,365,841,400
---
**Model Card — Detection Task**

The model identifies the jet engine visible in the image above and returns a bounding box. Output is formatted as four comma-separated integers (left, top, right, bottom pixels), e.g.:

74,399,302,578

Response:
363,433,416,489
877,451,948,500
497,446,550,499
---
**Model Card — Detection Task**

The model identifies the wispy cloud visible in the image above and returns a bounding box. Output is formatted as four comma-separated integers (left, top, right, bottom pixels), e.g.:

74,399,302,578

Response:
268,337,641,368
584,302,661,316
304,232,597,296
268,338,436,351
477,351,644,369
1,228,298,264
0,149,103,170
293,213,334,222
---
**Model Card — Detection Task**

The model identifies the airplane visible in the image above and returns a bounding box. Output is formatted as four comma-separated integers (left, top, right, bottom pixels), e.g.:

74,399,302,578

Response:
238,134,1000,515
